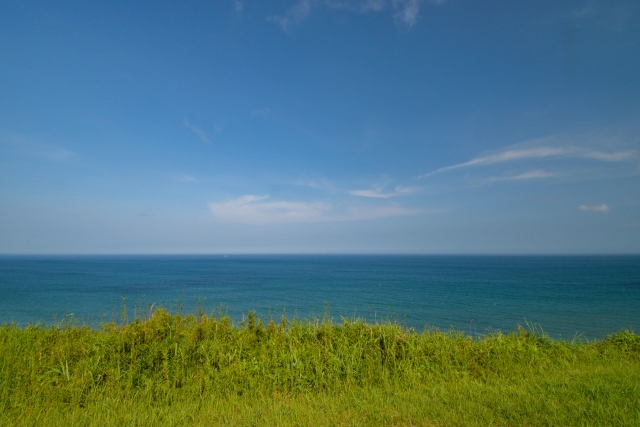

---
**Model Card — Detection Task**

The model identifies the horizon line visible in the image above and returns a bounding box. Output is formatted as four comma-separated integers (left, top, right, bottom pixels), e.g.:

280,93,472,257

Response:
1,252,639,257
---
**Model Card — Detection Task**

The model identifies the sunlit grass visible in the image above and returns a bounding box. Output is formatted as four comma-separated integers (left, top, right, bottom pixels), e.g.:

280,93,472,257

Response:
1,308,639,426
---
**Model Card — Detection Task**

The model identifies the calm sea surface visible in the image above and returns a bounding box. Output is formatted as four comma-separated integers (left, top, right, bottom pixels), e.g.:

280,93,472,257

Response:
0,255,639,339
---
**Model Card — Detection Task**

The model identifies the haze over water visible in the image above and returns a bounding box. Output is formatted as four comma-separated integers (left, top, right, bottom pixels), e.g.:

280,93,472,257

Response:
1,255,638,340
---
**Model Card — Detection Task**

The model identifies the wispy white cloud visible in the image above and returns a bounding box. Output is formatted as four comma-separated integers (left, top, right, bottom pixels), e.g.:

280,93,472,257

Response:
0,131,76,162
582,150,636,161
422,147,569,177
235,0,243,13
209,195,419,224
268,0,444,31
210,195,330,224
579,204,609,213
183,119,211,144
268,0,313,32
360,0,386,12
571,2,595,20
293,178,338,193
485,170,556,183
421,146,637,178
345,205,420,220
349,185,417,198
565,1,633,33
267,15,292,32
392,0,423,27
39,147,75,162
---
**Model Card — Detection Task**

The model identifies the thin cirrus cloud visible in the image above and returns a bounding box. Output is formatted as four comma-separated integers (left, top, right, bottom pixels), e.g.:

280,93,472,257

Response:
581,150,636,161
393,0,424,27
420,146,637,178
209,195,419,224
579,204,610,213
36,146,75,162
349,185,417,198
210,195,329,224
0,131,76,162
484,170,556,183
182,119,211,144
268,0,442,32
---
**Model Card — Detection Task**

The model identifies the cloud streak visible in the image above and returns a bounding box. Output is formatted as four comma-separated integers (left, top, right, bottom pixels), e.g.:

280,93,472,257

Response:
579,204,609,213
392,0,423,27
269,0,443,31
38,147,75,162
268,0,313,32
183,119,211,144
361,0,386,12
582,150,636,161
349,185,417,198
210,195,328,224
0,131,76,162
421,146,637,178
485,170,556,183
209,195,419,224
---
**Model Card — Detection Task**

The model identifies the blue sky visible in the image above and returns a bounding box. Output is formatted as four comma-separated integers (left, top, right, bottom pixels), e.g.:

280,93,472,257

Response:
1,0,639,254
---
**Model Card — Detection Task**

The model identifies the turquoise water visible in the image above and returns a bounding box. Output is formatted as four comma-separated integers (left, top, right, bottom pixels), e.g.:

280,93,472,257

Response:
0,255,639,339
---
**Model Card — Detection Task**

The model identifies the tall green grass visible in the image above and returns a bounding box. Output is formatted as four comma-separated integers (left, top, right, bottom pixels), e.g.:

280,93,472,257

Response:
1,309,639,426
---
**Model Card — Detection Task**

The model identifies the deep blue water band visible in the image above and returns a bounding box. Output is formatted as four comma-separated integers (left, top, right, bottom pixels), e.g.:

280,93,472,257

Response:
1,255,638,339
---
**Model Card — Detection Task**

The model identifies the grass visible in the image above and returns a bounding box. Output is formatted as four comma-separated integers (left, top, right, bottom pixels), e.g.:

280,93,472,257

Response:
1,308,639,426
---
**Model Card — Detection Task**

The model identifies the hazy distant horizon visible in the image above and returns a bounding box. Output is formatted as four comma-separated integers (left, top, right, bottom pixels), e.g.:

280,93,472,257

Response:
2,252,640,257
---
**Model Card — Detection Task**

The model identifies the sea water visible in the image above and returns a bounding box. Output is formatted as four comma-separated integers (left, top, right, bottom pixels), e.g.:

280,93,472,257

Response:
0,255,638,340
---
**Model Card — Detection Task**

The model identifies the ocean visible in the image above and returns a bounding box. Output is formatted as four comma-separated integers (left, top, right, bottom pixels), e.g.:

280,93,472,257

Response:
0,255,638,340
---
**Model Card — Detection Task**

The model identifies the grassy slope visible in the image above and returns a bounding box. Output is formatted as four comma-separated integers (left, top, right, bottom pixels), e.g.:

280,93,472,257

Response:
1,310,639,426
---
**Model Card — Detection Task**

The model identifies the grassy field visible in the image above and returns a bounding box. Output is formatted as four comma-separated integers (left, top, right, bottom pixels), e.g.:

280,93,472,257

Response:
1,309,639,426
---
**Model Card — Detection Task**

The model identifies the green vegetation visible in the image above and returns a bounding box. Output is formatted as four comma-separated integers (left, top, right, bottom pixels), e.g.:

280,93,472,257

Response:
1,309,639,426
